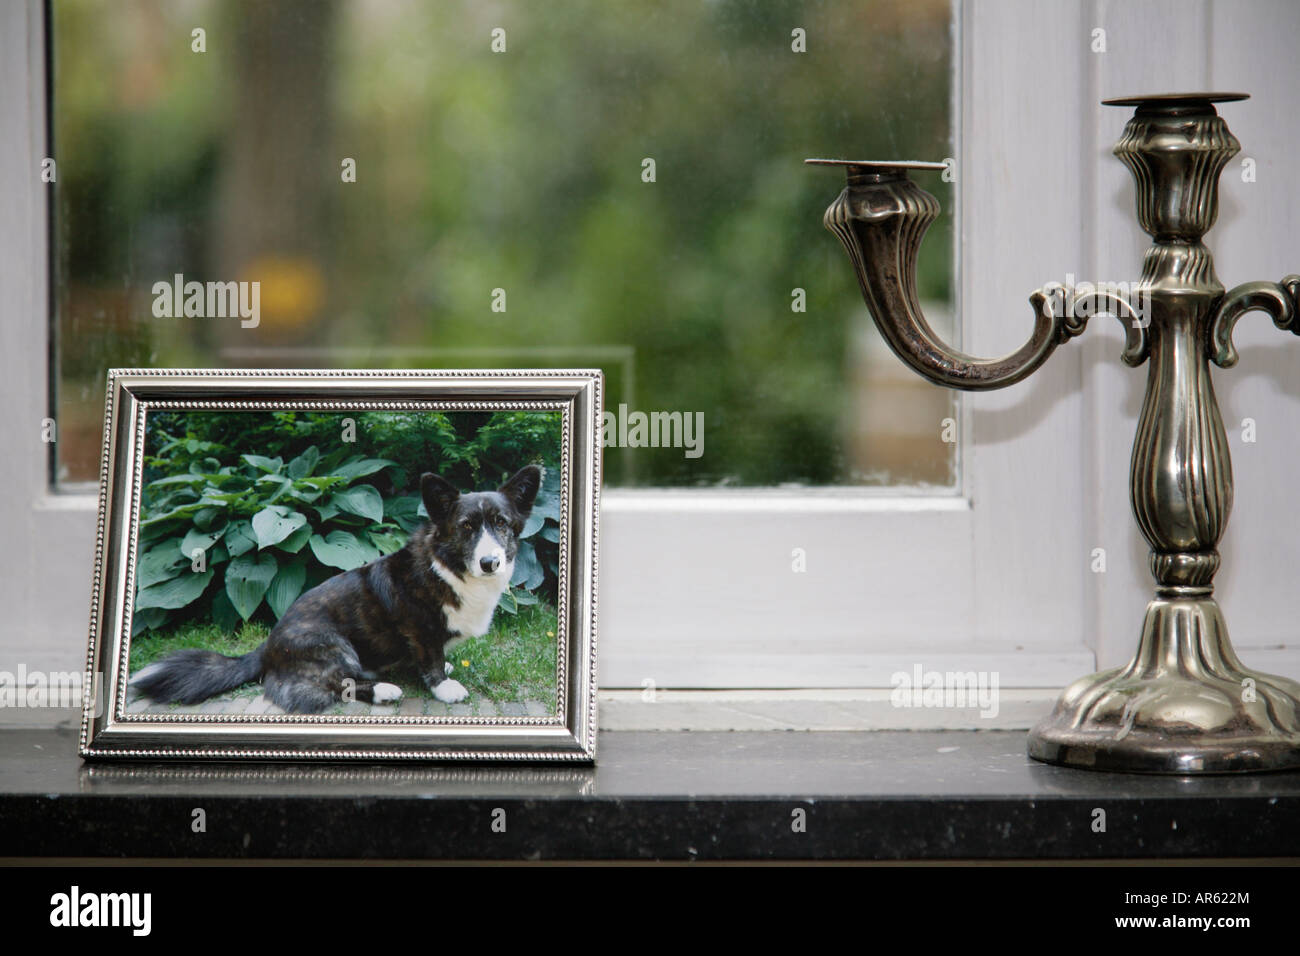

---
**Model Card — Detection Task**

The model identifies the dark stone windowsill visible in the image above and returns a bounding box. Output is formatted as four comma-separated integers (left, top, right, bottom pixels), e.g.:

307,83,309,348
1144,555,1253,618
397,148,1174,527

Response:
3,728,1298,860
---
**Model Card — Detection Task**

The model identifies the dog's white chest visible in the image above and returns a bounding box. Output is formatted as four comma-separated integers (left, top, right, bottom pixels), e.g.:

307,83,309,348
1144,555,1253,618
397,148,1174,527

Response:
431,559,510,637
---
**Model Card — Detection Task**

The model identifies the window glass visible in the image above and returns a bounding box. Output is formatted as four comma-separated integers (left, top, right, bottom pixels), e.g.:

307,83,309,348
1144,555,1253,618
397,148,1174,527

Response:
52,0,955,489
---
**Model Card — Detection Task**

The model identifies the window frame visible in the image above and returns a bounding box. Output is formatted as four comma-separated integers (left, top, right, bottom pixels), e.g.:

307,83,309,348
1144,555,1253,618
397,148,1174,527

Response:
3,1,1141,719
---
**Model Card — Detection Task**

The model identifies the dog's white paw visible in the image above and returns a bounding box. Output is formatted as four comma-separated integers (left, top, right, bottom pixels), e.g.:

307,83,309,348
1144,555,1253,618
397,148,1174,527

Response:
445,661,453,674
433,678,469,703
372,682,403,704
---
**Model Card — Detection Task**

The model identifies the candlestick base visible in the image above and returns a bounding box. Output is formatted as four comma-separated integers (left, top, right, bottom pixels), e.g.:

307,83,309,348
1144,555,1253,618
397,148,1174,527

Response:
1028,598,1300,773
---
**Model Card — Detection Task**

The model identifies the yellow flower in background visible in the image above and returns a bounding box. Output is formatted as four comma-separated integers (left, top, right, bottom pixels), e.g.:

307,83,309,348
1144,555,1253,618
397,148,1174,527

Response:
240,255,325,332
461,660,470,668
546,631,554,638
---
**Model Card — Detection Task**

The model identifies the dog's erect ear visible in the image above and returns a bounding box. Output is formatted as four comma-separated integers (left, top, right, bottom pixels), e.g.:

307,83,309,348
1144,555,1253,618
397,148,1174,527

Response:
420,473,460,525
499,465,542,518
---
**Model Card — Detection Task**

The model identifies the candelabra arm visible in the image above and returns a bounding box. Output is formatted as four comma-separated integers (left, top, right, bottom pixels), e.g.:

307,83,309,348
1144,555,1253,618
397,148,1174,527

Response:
815,161,1147,391
1208,275,1300,368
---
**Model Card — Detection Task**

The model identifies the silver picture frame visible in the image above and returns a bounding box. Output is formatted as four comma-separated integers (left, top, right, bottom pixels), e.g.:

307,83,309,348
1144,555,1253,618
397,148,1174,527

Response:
79,368,601,762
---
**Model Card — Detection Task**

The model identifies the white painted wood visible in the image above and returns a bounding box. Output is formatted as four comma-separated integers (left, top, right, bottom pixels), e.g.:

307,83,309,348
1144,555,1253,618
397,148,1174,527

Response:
598,689,1064,731
962,0,1090,653
0,3,97,696
601,643,1095,690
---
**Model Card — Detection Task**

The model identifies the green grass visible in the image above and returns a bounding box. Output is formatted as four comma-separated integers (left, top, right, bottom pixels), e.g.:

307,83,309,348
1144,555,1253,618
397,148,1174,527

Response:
127,603,559,705
129,620,270,671
433,603,559,703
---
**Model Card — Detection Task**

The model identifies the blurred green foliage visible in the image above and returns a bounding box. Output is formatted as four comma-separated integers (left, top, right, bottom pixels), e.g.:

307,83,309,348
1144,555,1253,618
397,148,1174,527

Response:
54,0,953,487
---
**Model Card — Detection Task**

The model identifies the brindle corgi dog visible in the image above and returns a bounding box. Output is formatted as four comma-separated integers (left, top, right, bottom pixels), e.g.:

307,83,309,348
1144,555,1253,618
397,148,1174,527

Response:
131,465,541,713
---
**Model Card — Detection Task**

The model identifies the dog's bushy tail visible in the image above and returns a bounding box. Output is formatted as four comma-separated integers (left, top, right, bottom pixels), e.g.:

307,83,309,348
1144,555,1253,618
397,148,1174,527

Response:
130,643,266,705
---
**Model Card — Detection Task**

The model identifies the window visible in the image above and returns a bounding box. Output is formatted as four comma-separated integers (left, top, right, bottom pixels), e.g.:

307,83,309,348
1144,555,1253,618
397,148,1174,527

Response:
11,1,1299,720
51,0,956,491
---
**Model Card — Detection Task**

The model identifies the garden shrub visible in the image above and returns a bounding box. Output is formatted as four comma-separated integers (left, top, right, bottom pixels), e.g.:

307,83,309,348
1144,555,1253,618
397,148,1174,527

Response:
133,410,561,635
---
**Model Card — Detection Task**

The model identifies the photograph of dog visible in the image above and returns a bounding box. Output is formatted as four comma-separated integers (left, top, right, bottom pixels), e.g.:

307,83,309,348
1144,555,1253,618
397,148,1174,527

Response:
124,408,561,716
131,465,541,713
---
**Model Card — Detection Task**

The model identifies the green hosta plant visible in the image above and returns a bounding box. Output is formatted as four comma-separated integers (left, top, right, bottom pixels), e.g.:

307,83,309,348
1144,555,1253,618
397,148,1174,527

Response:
134,434,562,636
502,463,561,614
133,443,409,635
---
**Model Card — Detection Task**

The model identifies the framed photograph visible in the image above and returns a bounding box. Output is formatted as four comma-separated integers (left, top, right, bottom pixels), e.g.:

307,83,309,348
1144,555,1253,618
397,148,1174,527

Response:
79,369,601,762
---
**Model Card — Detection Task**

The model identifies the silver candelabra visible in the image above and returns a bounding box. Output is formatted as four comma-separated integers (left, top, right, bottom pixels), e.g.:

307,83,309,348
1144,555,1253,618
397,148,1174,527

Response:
812,92,1300,773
